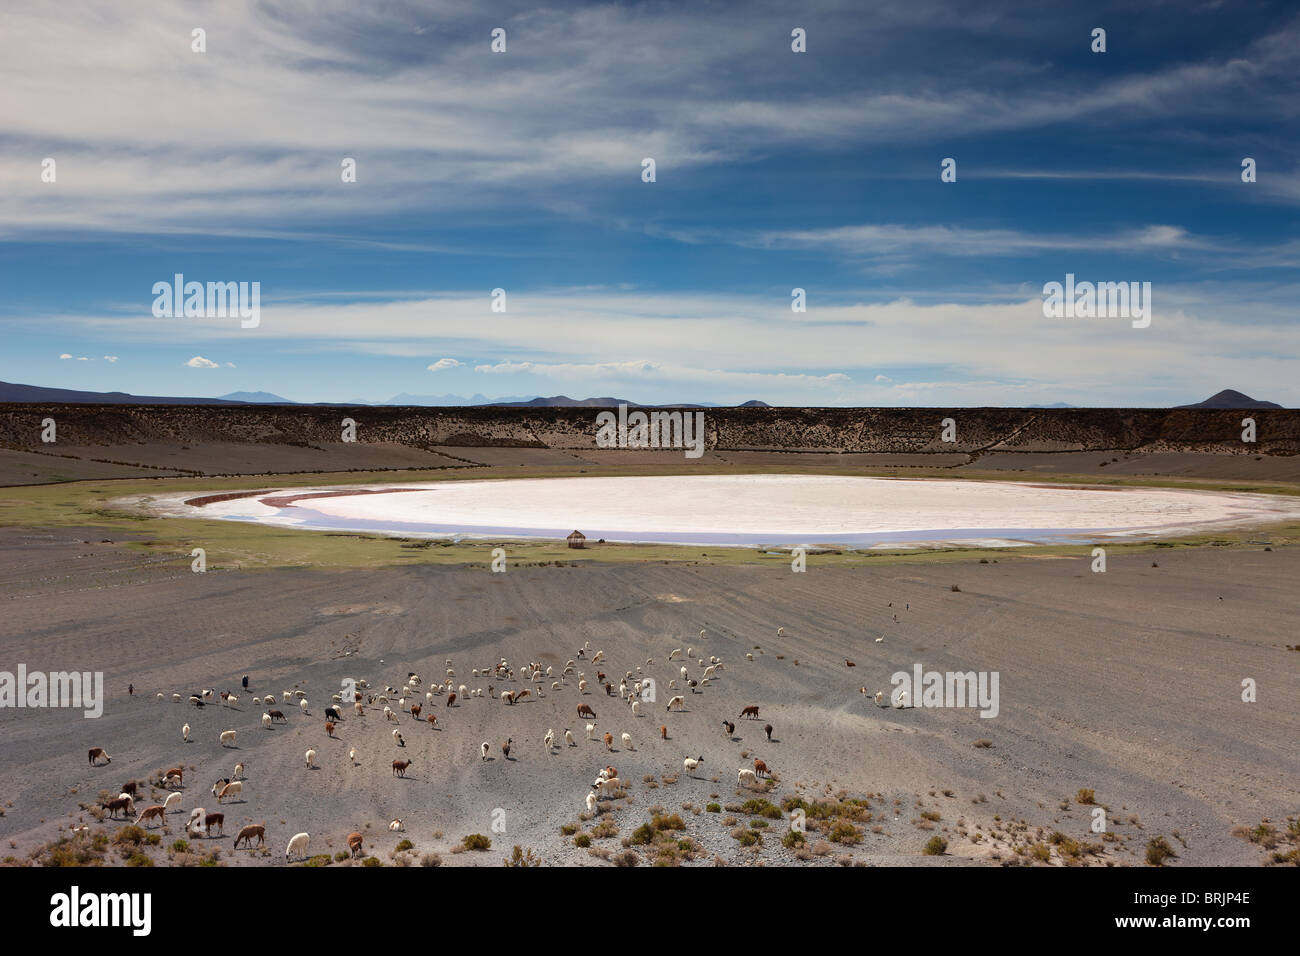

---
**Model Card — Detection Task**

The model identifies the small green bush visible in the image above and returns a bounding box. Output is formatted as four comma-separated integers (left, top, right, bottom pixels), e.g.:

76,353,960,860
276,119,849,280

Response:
830,821,862,844
740,799,782,819
113,825,146,846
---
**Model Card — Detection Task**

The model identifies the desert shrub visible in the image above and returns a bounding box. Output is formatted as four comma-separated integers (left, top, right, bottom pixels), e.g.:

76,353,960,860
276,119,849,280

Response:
652,813,686,831
830,821,863,845
1248,824,1279,849
40,837,104,867
504,846,541,867
394,839,414,852
1052,834,1081,858
462,834,491,851
112,825,146,847
923,836,947,856
573,833,592,848
1146,836,1177,867
740,799,782,819
705,803,721,813
1075,788,1096,805
782,829,806,849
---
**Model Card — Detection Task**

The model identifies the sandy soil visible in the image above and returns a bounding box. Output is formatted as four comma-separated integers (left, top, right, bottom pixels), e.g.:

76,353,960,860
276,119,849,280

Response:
969,450,1300,482
0,448,186,484
5,440,1299,488
1,526,1295,866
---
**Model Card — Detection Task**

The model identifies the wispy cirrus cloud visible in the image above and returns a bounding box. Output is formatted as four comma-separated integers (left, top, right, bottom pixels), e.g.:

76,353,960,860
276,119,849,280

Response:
3,2,1297,406
2,2,1298,237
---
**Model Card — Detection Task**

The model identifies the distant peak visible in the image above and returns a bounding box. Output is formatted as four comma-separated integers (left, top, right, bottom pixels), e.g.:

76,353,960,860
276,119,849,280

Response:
1176,389,1282,409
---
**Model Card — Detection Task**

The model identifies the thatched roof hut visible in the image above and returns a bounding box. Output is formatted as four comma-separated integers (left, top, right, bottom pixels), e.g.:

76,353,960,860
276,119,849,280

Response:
566,530,586,549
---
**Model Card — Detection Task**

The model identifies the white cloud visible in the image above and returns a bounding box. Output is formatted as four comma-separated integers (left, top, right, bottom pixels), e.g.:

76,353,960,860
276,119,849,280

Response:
103,355,118,362
427,358,462,372
0,3,1294,236
184,355,219,368
22,278,1300,406
748,222,1216,260
474,359,850,390
59,353,72,359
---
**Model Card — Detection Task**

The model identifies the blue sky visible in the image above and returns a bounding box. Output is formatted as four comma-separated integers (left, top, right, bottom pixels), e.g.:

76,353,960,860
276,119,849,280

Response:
1,0,1297,406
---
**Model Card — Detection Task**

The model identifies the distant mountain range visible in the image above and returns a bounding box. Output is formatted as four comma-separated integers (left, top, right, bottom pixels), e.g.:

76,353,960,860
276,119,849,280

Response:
483,395,770,408
380,392,537,406
0,381,1285,409
1174,389,1283,409
218,391,295,404
0,382,774,408
0,381,238,405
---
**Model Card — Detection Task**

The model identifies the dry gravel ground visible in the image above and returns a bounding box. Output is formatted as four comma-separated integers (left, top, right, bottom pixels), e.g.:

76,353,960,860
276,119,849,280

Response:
0,527,1296,866
7,444,1300,487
